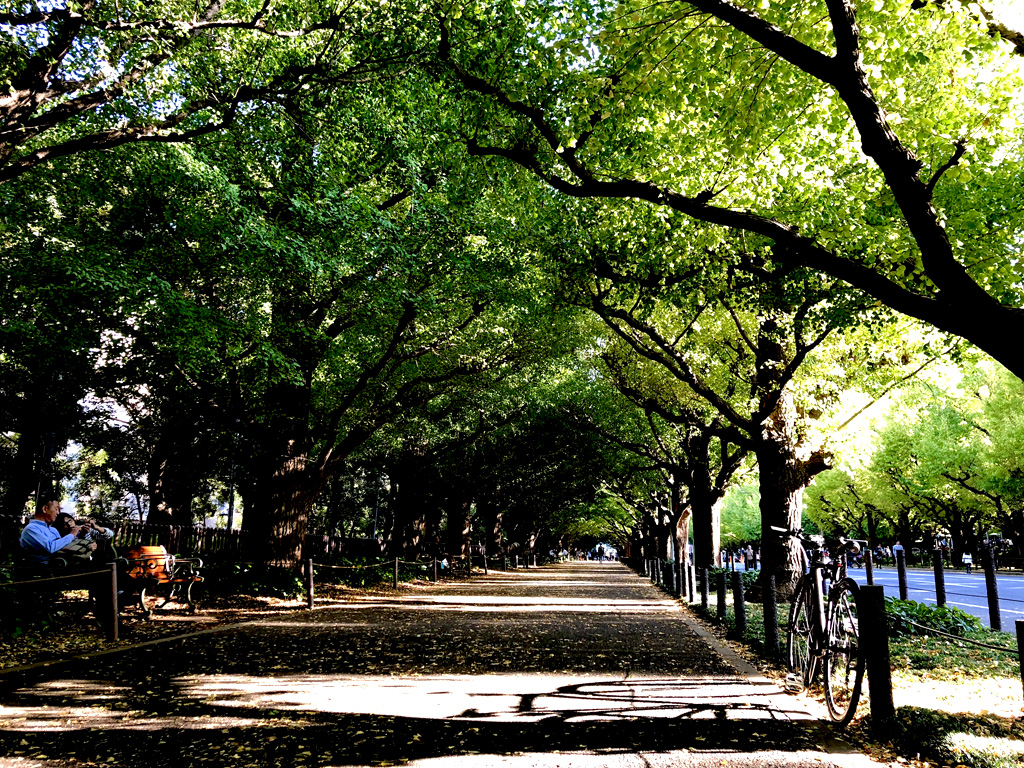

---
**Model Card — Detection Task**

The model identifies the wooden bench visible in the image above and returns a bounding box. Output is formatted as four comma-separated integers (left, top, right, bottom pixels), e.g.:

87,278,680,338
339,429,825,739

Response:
118,545,203,617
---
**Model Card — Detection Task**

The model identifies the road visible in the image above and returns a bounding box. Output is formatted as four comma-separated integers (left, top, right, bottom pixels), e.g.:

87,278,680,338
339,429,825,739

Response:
0,562,881,768
846,565,1024,631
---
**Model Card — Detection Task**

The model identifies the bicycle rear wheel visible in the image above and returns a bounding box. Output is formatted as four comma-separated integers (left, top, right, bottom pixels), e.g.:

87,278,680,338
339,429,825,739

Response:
823,578,865,725
786,577,817,688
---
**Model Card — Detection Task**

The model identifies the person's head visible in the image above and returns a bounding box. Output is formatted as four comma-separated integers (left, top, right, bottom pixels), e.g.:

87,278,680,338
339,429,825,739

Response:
36,495,61,524
54,512,76,536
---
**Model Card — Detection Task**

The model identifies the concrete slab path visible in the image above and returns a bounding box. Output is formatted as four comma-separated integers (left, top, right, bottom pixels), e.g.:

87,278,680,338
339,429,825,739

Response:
0,561,882,767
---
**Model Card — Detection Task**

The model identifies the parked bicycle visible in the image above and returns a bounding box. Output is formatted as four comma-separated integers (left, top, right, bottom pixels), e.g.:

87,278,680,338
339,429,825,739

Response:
778,527,865,725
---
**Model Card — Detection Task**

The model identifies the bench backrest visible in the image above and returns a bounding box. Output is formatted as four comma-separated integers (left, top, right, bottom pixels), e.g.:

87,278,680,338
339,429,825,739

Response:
121,545,173,583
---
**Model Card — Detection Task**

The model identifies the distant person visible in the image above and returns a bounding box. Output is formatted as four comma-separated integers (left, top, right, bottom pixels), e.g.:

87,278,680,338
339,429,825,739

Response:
20,496,79,565
962,551,973,575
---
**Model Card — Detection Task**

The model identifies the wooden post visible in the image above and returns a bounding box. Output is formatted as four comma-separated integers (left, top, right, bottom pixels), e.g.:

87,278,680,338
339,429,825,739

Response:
433,558,438,582
108,562,119,642
701,568,709,611
677,560,686,599
763,574,779,658
865,550,875,585
732,571,746,637
932,550,946,607
860,585,896,735
306,558,314,609
716,570,727,622
393,557,399,589
983,543,1002,631
688,561,696,603
896,548,908,600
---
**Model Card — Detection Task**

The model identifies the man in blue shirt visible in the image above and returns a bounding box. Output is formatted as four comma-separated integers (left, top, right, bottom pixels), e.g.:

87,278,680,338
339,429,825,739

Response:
20,495,80,564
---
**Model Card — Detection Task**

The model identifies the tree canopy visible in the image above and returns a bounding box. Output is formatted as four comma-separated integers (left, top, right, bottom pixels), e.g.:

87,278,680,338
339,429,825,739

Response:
4,0,1024,577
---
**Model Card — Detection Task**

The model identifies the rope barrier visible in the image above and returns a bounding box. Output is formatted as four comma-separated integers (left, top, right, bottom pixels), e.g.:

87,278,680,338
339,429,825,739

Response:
0,568,110,588
897,617,1018,655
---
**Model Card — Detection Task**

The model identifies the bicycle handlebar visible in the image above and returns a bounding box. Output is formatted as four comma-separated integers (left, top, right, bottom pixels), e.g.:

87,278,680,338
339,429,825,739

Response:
769,526,861,555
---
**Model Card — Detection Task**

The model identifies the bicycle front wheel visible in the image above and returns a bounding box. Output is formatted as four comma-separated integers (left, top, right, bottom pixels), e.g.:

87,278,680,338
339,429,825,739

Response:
823,578,865,725
786,576,817,688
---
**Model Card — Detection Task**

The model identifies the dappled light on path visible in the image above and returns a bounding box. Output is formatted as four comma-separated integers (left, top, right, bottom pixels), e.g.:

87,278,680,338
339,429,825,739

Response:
1,672,813,731
0,562,865,767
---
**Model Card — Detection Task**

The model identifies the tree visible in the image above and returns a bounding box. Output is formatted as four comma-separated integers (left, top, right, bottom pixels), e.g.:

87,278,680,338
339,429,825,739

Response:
434,0,1024,382
590,335,749,570
0,0,425,184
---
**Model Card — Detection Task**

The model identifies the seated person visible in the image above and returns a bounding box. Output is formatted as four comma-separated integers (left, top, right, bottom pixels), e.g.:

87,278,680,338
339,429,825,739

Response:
54,512,101,562
20,496,80,565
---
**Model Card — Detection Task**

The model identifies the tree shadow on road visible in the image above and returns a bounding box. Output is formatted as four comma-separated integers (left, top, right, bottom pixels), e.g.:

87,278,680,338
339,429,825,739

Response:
0,672,833,766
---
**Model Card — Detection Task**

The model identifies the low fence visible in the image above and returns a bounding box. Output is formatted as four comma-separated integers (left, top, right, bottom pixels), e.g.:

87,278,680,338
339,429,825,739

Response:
636,553,1024,735
0,516,385,564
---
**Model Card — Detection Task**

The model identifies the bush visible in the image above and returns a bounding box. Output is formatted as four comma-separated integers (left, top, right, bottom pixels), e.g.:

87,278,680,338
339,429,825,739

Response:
212,563,305,599
885,597,981,637
706,567,758,592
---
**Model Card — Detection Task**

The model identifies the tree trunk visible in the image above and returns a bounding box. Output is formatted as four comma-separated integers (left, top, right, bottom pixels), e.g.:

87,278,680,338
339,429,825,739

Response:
480,494,504,555
245,435,320,568
0,423,41,518
146,421,198,527
690,487,721,569
755,425,827,599
388,448,431,558
447,493,474,561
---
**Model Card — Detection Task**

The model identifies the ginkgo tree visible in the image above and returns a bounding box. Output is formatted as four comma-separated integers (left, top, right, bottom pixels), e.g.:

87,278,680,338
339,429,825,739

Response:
0,0,431,184
434,0,1024,378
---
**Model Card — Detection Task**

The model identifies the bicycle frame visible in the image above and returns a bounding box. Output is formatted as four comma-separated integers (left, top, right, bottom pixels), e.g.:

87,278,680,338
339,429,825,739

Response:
784,528,865,724
797,539,847,657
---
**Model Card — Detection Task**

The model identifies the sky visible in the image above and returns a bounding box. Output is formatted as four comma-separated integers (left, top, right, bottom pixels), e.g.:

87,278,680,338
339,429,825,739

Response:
990,0,1024,30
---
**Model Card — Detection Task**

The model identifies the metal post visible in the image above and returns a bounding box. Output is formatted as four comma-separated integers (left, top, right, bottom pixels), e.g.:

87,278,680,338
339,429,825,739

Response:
1016,620,1024,703
393,557,399,589
688,561,696,603
716,570,727,621
732,571,746,637
932,549,946,607
108,562,119,642
701,568,709,611
306,558,314,610
983,543,1002,631
896,548,908,600
865,550,875,585
514,555,518,569
677,559,686,599
763,574,779,657
484,552,489,575
860,585,895,735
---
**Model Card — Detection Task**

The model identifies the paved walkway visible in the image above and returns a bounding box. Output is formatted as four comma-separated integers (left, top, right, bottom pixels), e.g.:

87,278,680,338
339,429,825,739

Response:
0,562,880,767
